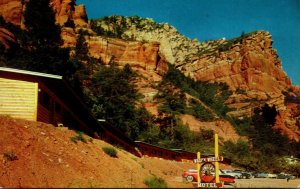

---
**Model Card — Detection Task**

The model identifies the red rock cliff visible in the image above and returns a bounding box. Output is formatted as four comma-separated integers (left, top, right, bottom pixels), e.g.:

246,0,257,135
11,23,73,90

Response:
87,36,166,73
0,0,167,73
0,0,87,27
0,1,299,141
182,31,291,93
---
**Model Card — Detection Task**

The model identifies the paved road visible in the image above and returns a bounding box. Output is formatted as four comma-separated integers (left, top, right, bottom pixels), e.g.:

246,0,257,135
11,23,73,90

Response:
233,178,300,188
176,177,300,188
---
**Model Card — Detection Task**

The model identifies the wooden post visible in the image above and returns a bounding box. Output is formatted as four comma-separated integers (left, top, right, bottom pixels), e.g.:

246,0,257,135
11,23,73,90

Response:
33,83,38,121
197,152,201,186
214,133,220,183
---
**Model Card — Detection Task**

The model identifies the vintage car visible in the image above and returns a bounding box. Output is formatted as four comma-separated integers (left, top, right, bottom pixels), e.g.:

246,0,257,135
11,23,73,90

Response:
222,169,242,178
277,173,296,179
241,171,253,179
254,172,269,178
182,169,235,185
233,169,253,179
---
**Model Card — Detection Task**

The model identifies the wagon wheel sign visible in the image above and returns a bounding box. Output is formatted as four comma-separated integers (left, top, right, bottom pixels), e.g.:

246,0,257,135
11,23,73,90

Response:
200,162,216,183
194,134,224,188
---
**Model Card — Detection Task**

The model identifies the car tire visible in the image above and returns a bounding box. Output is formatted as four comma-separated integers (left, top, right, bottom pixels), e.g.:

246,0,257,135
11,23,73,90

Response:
186,175,194,182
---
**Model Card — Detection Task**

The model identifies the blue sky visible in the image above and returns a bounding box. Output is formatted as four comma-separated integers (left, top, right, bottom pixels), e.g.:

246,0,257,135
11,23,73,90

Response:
77,0,300,87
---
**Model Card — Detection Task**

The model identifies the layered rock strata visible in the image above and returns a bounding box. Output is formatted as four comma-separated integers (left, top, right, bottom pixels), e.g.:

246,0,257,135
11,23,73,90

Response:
1,1,299,140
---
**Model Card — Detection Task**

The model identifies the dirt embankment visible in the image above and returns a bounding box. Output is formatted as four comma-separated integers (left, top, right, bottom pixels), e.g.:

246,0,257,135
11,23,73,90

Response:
0,115,197,188
2,115,299,188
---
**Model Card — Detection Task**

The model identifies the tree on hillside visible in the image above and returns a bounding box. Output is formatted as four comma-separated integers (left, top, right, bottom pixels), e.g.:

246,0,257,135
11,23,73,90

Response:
23,0,61,48
251,104,291,155
162,64,233,118
68,29,102,100
20,0,74,77
86,64,153,139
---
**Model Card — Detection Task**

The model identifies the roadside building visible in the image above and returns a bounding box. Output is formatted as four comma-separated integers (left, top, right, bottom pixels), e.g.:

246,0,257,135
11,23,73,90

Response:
0,67,140,156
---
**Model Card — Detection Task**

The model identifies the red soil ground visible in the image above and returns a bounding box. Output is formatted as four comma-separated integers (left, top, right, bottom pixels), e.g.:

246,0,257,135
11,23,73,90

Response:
0,115,201,188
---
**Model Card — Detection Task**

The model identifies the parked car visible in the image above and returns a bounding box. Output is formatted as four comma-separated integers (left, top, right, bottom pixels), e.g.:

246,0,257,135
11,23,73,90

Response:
233,169,253,179
182,169,235,185
241,171,253,179
222,169,242,179
254,172,268,178
277,173,296,179
182,169,198,182
267,173,277,178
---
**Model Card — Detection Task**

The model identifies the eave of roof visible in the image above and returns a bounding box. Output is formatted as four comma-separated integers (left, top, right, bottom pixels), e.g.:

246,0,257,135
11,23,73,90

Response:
135,140,190,153
0,67,62,79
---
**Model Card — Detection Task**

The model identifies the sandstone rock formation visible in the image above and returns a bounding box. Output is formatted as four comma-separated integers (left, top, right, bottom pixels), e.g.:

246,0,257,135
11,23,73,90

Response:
0,0,87,27
91,16,202,66
183,31,290,92
0,27,15,48
87,36,168,73
90,16,300,141
0,0,87,47
0,1,168,72
51,0,88,27
0,0,23,26
274,103,300,141
180,114,240,143
1,2,299,141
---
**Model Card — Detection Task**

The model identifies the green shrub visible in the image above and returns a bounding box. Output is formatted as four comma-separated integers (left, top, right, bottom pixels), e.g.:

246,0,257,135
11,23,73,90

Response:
188,99,215,121
70,131,87,143
144,176,168,188
3,151,18,161
161,64,233,118
228,117,253,136
102,146,118,157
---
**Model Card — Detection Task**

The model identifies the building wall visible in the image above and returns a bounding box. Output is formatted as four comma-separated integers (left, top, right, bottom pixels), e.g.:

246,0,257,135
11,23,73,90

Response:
0,77,38,121
37,82,85,130
175,151,196,162
136,142,197,162
137,143,180,161
0,77,82,130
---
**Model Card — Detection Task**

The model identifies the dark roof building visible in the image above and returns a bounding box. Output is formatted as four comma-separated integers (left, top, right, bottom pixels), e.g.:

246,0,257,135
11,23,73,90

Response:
0,67,140,156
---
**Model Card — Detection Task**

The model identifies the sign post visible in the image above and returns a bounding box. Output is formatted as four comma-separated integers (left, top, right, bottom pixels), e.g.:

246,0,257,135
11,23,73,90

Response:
215,133,220,184
197,152,201,187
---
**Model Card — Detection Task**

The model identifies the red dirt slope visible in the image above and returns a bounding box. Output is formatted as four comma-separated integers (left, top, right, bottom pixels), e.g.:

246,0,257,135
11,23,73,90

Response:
0,115,197,188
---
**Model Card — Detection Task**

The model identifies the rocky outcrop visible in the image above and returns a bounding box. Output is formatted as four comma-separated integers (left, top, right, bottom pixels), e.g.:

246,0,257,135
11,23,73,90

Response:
183,31,291,92
0,0,89,48
180,114,240,142
90,17,295,92
87,36,167,72
274,103,300,141
51,0,88,27
0,0,23,26
91,16,202,66
92,16,300,140
1,3,299,141
0,1,168,72
0,0,88,27
0,27,15,48
184,31,296,120
60,27,76,47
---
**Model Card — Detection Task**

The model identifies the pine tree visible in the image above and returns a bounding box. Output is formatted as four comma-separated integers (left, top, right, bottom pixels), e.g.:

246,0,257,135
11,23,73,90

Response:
75,30,89,61
23,0,61,48
21,0,75,77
